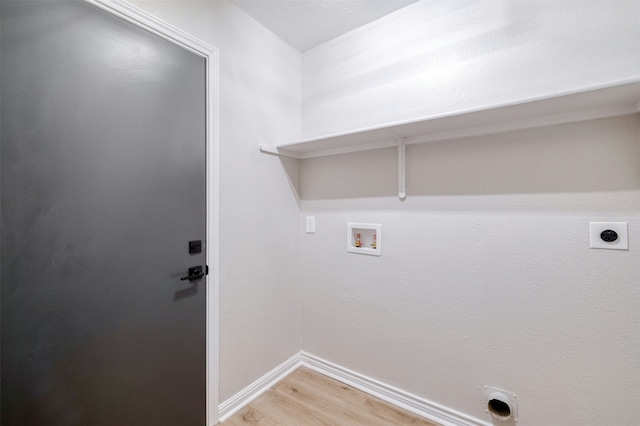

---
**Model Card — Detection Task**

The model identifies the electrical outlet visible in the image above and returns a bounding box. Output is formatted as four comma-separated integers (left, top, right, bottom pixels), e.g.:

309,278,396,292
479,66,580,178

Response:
306,216,315,234
590,222,628,250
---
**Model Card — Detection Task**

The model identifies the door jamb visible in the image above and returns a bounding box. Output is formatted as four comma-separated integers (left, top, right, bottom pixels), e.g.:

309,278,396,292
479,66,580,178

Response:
81,1,220,424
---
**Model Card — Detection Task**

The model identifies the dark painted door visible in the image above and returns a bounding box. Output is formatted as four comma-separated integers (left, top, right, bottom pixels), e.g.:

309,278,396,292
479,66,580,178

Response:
1,1,207,424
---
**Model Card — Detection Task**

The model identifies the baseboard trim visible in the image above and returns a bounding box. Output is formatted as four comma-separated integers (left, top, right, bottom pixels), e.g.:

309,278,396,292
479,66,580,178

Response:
217,351,489,426
218,353,302,422
300,352,490,426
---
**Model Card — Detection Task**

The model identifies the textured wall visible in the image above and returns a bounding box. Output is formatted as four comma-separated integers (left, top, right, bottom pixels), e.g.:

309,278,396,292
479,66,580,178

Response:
300,2,639,423
300,115,640,425
127,1,640,424
130,0,302,404
302,0,640,138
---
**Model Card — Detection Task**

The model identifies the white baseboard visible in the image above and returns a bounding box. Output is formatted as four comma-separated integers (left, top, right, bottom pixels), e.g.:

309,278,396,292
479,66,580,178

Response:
217,353,302,422
217,351,489,426
300,352,490,426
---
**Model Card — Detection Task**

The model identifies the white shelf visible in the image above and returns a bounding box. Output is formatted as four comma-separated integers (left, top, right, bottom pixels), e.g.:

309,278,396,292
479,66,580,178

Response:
260,80,640,160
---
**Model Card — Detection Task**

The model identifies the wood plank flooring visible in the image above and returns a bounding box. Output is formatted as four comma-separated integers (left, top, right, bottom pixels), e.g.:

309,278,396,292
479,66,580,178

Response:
222,367,440,426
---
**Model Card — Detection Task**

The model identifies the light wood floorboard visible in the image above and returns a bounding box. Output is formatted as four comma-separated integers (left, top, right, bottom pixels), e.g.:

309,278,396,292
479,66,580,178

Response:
221,367,440,426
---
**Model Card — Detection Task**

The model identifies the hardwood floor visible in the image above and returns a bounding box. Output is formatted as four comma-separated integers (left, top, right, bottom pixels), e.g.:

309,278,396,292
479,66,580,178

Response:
221,367,439,425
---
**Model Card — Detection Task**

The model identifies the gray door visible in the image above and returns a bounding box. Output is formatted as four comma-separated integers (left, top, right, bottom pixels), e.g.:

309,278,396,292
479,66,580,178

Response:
1,2,207,425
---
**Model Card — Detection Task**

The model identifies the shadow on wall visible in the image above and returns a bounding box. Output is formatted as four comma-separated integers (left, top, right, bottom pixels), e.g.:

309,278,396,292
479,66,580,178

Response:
278,155,302,202
298,115,640,200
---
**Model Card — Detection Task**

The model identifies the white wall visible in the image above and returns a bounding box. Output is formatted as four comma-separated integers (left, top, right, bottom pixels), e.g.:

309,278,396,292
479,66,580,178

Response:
127,1,640,424
300,1,640,425
129,0,302,404
302,0,640,138
300,115,640,425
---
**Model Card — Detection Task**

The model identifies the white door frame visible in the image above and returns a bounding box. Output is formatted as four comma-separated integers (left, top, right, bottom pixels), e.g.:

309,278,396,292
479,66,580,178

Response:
81,1,220,423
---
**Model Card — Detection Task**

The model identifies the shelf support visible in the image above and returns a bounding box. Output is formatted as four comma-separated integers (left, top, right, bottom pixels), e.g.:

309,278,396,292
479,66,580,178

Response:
397,138,406,200
259,144,301,159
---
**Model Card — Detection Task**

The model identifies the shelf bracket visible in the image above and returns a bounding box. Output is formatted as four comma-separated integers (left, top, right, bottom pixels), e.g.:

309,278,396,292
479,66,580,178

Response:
397,138,406,200
259,144,301,159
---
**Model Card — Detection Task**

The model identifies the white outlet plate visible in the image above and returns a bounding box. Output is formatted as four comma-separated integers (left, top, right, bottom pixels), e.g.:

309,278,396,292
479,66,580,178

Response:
590,222,628,250
306,216,315,234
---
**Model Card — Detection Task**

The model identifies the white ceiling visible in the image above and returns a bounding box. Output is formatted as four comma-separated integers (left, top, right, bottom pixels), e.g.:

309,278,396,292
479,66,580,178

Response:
229,0,420,52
